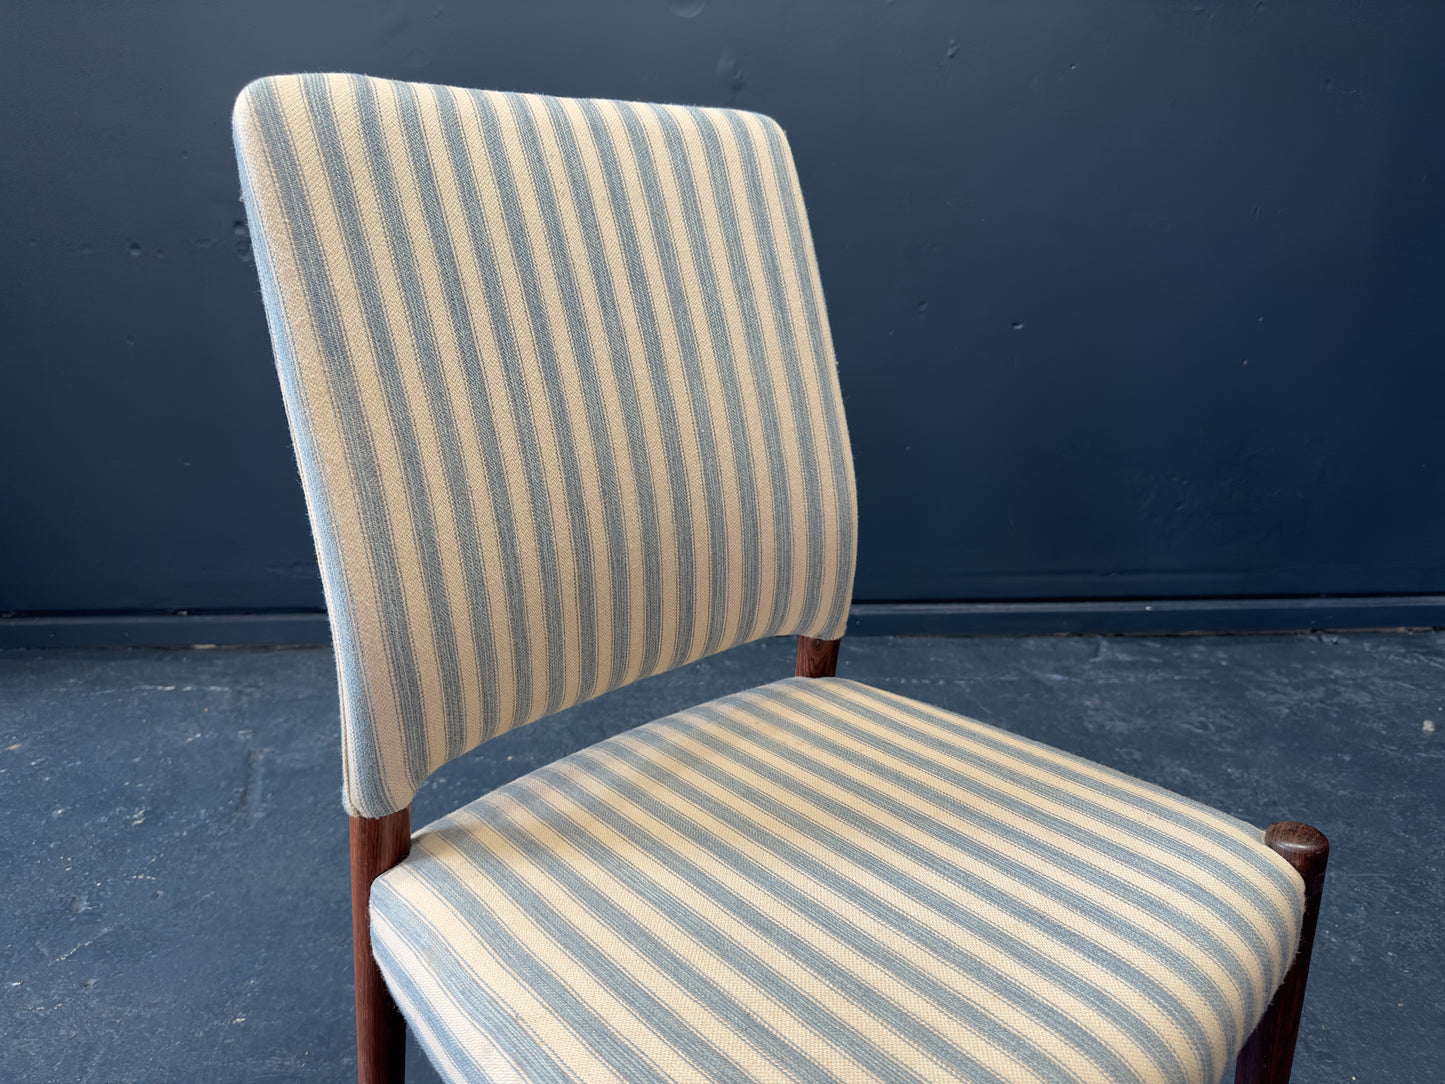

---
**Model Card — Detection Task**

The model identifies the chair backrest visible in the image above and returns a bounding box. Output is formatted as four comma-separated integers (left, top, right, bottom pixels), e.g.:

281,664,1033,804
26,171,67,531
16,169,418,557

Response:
233,73,858,818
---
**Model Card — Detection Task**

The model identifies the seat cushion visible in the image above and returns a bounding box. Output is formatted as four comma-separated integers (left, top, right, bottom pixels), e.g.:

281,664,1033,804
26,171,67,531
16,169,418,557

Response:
370,677,1304,1084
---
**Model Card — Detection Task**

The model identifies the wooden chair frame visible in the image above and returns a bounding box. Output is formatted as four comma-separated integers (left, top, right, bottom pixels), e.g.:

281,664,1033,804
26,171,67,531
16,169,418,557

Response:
348,636,1329,1084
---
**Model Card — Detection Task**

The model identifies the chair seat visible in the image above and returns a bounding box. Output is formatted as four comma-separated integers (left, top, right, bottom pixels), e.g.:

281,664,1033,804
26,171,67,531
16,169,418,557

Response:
370,677,1305,1084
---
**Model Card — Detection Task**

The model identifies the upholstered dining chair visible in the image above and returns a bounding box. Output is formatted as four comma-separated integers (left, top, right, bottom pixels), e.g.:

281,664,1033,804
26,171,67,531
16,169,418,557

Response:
233,73,1328,1084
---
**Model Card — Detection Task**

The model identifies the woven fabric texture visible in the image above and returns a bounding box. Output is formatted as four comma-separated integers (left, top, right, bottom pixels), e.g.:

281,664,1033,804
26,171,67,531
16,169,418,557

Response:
233,74,858,817
371,677,1305,1084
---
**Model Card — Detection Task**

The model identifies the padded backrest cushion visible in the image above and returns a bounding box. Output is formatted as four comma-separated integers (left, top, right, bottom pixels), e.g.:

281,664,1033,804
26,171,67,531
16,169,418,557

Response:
233,74,857,817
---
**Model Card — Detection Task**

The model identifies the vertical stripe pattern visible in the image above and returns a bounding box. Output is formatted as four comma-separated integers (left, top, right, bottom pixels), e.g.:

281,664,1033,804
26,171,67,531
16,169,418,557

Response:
233,74,858,817
370,677,1306,1084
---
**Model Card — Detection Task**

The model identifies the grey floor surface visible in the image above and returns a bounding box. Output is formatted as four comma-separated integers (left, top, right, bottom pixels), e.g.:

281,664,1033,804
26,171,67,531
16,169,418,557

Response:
2,632,1442,1083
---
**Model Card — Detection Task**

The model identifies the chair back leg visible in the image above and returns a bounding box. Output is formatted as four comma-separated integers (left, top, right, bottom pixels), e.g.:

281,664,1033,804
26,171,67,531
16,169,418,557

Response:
1234,821,1330,1084
796,636,840,678
351,809,412,1084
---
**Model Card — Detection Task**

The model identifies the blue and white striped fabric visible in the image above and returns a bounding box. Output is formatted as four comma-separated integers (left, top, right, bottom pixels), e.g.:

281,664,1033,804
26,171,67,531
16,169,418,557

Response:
371,678,1305,1084
233,74,857,818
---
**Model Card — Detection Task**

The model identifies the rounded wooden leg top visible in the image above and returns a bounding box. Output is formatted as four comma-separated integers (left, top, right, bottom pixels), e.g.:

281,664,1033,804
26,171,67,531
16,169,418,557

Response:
1263,821,1330,871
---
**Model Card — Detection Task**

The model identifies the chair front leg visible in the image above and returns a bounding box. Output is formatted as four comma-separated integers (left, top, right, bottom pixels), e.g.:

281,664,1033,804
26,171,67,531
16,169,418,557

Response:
1234,821,1330,1084
351,808,412,1084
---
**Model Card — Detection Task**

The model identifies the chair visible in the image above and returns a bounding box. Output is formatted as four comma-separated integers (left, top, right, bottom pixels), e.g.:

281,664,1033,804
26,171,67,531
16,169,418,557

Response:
233,73,1328,1084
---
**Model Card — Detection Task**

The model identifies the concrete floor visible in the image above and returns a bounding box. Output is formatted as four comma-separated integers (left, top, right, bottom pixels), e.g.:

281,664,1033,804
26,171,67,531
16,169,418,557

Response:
2,632,1441,1083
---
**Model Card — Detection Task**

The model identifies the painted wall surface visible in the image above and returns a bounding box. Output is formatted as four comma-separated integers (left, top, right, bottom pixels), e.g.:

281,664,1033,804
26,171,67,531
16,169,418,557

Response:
3,0,1443,618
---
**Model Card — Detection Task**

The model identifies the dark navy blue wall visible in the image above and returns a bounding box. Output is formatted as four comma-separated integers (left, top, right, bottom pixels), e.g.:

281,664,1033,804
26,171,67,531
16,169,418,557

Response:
3,1,1444,637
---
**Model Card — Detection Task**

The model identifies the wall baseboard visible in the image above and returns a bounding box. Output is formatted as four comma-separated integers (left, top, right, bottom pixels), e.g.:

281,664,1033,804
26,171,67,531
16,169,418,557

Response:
1,596,1442,649
846,595,1445,636
0,612,332,649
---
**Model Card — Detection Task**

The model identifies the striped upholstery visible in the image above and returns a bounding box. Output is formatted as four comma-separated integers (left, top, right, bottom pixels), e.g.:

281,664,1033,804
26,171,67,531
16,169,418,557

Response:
371,678,1305,1084
233,74,857,817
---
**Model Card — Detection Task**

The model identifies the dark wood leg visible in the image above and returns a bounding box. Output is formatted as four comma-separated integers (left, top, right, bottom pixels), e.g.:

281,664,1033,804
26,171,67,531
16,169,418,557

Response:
1234,821,1330,1084
351,808,412,1084
795,636,840,678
